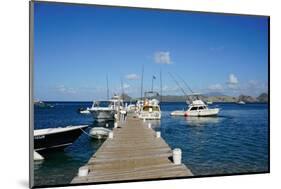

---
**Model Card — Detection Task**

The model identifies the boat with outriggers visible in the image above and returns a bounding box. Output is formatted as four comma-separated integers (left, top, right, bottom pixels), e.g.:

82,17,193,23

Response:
171,99,220,117
168,73,220,117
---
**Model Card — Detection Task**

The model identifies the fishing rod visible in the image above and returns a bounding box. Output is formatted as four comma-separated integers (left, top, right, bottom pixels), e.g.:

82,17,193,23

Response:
168,72,189,99
175,74,202,101
176,74,194,94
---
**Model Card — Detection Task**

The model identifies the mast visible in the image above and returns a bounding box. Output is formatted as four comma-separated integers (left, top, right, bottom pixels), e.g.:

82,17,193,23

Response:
140,65,144,100
151,76,154,92
160,69,162,102
106,74,109,100
120,77,124,100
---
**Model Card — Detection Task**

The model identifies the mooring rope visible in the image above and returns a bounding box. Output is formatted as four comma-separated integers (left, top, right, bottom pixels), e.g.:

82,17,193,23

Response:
79,127,96,138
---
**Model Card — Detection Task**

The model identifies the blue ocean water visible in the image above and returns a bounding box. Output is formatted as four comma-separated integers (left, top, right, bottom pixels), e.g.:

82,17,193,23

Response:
33,102,269,186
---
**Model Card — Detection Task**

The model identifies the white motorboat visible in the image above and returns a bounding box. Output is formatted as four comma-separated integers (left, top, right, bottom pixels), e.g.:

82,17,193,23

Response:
171,100,219,117
89,127,111,139
90,95,124,121
78,107,92,114
139,99,161,120
237,101,246,104
78,101,98,114
90,106,115,121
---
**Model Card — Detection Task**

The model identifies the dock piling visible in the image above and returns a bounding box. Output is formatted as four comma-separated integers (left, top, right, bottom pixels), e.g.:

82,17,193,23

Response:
78,166,89,177
156,131,161,138
173,148,182,165
108,131,114,139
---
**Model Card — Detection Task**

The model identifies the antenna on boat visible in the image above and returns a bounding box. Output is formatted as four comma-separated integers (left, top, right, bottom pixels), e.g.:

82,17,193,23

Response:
106,74,109,100
151,75,156,92
140,65,144,101
120,77,124,100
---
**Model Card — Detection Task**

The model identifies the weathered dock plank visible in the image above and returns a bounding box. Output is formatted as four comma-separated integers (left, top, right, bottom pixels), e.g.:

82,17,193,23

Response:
71,116,193,184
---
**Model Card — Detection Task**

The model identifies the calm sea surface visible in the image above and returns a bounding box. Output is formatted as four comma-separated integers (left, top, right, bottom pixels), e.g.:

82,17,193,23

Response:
34,102,269,186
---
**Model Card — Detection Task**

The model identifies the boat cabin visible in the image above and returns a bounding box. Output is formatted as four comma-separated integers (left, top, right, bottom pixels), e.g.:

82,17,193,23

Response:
142,105,160,112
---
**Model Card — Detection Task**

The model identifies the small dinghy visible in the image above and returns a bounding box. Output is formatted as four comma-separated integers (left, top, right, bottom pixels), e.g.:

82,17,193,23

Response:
78,107,91,114
89,127,111,139
237,100,246,104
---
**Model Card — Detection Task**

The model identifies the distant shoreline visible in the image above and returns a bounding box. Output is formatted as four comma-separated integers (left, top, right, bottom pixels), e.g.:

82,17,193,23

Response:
35,93,268,104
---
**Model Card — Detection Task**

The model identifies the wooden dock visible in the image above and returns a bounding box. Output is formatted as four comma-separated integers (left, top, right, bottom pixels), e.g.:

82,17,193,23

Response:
71,116,193,184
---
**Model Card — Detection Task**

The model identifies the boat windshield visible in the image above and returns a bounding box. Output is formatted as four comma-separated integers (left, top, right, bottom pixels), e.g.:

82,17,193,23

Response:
198,106,207,110
94,101,110,107
142,106,159,112
190,106,207,111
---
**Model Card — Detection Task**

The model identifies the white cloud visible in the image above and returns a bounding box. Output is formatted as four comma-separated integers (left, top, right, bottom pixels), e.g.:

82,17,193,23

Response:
208,84,223,91
226,74,239,90
56,85,76,94
154,51,172,64
125,74,140,80
228,74,238,85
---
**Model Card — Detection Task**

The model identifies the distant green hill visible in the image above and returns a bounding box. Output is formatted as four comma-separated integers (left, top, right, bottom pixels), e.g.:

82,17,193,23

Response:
125,92,268,103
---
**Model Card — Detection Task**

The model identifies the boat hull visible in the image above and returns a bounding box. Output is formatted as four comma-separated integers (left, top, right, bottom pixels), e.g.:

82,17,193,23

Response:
34,126,88,152
171,108,220,117
91,110,115,121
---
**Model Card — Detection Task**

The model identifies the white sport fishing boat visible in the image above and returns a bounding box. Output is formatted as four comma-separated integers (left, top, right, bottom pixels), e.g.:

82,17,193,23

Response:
139,99,161,120
90,95,124,121
171,99,219,117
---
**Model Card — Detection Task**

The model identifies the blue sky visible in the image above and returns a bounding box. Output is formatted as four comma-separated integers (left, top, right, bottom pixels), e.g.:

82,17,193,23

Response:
34,2,268,101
